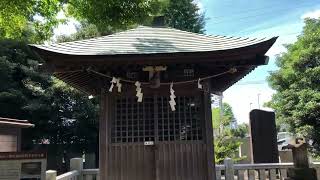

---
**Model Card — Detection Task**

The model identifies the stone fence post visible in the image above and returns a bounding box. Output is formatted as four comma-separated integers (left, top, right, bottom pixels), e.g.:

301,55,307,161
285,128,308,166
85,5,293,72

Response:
46,170,57,180
224,158,234,180
70,158,84,180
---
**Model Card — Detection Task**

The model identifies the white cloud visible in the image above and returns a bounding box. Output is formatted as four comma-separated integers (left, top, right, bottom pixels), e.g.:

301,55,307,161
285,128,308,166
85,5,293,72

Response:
53,11,80,38
301,9,320,20
266,35,298,57
195,0,204,13
243,22,302,57
54,20,79,37
223,83,275,124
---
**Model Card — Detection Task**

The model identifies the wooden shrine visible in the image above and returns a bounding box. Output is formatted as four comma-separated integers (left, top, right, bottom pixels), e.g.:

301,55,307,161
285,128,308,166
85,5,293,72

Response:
30,26,277,180
0,117,34,152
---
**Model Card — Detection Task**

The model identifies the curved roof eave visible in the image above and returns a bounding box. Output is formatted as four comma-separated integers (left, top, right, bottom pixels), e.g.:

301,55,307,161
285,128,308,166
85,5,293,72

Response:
29,26,277,59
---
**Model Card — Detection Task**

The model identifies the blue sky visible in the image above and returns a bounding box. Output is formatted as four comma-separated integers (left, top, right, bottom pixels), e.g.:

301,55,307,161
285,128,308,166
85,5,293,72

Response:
199,0,320,123
54,0,320,123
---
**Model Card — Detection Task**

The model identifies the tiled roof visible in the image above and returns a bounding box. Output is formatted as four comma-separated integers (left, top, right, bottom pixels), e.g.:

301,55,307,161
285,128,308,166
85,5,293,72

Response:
0,117,34,128
31,26,276,56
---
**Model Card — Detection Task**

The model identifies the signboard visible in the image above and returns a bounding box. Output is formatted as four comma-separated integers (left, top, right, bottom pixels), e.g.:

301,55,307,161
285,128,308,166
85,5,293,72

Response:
0,152,46,180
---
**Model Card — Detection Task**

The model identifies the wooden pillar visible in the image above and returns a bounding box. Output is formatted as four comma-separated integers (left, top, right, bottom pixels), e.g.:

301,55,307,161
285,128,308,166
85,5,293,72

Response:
99,90,109,180
204,81,216,180
17,128,21,152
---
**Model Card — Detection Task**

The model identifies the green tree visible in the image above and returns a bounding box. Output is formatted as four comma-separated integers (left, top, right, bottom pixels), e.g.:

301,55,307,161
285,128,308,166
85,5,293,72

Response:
164,0,205,33
0,39,98,154
0,40,51,118
212,103,247,163
63,0,205,36
267,18,320,155
0,0,63,42
66,0,162,33
56,22,101,43
230,123,249,138
214,130,243,164
212,103,235,129
23,79,98,151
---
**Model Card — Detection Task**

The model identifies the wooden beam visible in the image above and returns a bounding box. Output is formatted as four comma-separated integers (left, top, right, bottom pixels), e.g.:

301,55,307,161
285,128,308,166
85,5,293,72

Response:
99,89,109,180
203,81,216,180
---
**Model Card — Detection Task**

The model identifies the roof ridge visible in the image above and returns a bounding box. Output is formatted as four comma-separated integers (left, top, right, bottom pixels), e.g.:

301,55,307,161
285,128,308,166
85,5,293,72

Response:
133,26,271,41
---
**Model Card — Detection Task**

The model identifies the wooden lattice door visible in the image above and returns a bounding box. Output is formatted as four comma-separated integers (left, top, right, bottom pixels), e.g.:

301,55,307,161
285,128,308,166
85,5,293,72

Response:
155,95,207,180
107,94,208,180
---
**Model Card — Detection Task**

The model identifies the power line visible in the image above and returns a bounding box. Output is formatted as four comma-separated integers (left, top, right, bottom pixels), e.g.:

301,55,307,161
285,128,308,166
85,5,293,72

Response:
235,80,267,85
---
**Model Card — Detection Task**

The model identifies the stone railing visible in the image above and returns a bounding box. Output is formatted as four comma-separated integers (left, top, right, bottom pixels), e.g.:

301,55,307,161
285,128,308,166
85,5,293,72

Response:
46,158,99,180
46,157,320,180
216,158,320,180
82,169,99,180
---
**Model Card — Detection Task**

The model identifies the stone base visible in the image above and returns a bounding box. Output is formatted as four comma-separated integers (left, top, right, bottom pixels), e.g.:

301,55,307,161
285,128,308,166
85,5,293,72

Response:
285,168,317,180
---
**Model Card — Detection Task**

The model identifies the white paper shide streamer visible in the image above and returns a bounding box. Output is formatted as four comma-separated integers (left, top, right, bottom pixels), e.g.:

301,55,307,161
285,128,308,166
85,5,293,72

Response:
169,82,176,111
116,78,122,92
197,78,202,89
135,81,143,102
109,77,122,93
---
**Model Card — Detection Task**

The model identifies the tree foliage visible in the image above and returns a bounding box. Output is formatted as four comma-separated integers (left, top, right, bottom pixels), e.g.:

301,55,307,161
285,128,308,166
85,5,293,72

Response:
0,40,98,153
214,130,243,164
230,123,249,138
212,103,235,129
0,40,50,118
164,0,205,33
63,0,205,36
56,22,101,43
267,18,320,154
66,0,162,33
212,103,248,163
23,79,98,151
1,0,207,169
0,0,63,42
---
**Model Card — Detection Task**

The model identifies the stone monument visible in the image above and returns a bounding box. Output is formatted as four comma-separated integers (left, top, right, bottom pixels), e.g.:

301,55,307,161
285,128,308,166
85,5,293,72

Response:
283,138,317,180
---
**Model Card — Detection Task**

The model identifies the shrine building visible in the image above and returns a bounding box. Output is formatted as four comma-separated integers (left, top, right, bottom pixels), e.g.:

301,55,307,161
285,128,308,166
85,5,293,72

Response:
30,26,277,180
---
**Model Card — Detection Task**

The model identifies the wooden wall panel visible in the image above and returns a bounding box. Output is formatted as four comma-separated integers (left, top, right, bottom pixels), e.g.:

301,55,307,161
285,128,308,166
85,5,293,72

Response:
107,143,207,180
107,144,155,180
156,143,207,180
0,127,19,152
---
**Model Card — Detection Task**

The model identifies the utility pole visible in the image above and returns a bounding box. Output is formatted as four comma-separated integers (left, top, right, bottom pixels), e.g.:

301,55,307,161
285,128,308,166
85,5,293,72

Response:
257,93,261,109
219,92,223,135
